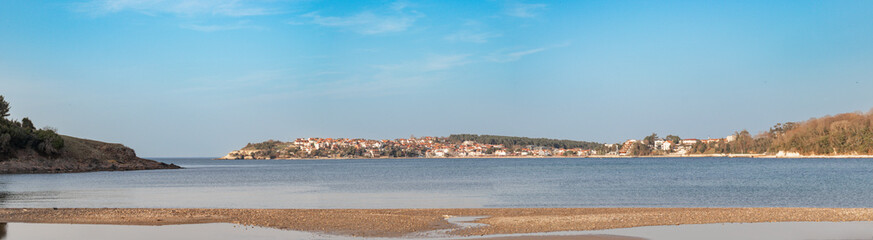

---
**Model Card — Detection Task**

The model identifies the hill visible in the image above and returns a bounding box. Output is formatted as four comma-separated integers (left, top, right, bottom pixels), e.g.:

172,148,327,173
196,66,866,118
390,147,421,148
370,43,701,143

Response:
631,109,873,156
0,96,179,173
447,134,603,150
768,111,873,155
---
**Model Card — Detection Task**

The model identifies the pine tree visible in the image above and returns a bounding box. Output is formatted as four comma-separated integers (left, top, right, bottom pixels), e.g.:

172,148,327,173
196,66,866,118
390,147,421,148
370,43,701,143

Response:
0,96,10,119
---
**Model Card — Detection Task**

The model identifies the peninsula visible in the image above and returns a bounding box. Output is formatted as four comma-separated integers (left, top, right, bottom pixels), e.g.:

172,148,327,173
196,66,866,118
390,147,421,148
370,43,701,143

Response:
220,109,873,160
0,96,179,174
219,134,603,160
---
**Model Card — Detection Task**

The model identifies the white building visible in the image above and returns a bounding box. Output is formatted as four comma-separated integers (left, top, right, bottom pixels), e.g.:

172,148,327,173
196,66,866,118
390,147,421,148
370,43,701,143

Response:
661,141,673,151
653,139,665,149
680,139,699,145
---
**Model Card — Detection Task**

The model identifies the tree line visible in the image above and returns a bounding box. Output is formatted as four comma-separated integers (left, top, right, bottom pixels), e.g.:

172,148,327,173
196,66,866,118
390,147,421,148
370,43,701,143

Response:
626,110,873,156
0,95,65,158
447,134,603,150
770,112,873,155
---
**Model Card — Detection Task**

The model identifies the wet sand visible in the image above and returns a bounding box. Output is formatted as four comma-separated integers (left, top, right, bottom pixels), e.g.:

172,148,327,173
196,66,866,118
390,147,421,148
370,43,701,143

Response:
2,208,873,237
471,235,644,240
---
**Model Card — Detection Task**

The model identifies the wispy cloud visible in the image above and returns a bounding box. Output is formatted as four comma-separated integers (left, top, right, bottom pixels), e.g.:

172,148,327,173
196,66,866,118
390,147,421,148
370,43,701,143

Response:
422,54,473,71
179,20,263,32
488,48,546,62
377,54,473,73
299,2,423,35
302,12,419,34
283,54,473,98
389,0,412,11
75,0,288,32
504,2,547,18
444,31,502,43
486,42,570,62
78,0,284,17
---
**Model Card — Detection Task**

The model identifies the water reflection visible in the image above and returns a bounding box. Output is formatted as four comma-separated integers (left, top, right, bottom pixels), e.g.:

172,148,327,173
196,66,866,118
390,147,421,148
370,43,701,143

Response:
3,221,873,240
0,180,9,239
0,183,8,208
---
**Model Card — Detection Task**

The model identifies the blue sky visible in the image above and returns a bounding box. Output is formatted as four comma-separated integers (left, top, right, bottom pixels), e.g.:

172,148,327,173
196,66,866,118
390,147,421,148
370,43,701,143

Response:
2,0,873,157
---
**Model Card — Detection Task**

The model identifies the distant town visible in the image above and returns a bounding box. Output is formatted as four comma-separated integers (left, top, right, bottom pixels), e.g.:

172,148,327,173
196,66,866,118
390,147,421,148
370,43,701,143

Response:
222,136,581,159
219,134,743,160
220,110,873,160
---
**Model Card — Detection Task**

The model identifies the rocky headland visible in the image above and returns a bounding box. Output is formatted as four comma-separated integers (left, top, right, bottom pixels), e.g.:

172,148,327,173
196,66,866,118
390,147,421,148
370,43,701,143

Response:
0,135,179,174
0,95,179,174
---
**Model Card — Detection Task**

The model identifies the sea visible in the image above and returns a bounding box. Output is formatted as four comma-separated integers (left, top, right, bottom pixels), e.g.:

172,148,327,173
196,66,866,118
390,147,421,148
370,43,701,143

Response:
2,157,873,209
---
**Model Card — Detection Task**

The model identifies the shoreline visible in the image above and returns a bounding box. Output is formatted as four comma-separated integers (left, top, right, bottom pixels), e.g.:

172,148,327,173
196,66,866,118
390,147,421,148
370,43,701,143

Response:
3,208,873,237
212,154,873,160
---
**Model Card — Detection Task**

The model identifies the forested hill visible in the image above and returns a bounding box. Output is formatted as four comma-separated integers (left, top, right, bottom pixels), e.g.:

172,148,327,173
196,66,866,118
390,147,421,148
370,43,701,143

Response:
448,134,603,150
665,110,873,156
769,111,873,155
0,96,179,173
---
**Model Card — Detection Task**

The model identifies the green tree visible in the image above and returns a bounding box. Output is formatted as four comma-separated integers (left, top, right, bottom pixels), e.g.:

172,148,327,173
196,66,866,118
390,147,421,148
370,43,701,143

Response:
485,147,496,154
692,142,708,154
33,127,64,155
447,134,603,150
0,96,9,119
665,135,681,144
643,133,658,146
731,130,754,154
21,117,35,131
0,133,11,155
629,142,652,155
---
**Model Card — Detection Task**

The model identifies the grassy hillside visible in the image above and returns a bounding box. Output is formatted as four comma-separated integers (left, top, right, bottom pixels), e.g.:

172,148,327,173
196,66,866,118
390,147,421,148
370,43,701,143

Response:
0,96,179,173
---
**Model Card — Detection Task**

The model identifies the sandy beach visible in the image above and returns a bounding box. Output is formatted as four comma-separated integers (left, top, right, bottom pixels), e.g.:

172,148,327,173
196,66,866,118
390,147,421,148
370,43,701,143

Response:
2,208,873,238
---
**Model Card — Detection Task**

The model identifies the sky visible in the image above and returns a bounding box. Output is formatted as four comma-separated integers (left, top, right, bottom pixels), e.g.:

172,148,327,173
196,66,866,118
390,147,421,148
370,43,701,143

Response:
1,0,873,157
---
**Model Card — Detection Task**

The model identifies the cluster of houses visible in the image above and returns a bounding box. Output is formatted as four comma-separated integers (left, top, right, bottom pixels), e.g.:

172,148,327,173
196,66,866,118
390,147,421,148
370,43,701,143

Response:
222,137,598,159
220,134,748,159
612,135,737,155
290,137,596,158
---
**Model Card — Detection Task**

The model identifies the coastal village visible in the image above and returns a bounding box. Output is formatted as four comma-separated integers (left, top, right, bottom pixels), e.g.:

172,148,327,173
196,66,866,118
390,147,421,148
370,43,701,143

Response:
219,134,739,160
612,135,737,156
220,136,601,160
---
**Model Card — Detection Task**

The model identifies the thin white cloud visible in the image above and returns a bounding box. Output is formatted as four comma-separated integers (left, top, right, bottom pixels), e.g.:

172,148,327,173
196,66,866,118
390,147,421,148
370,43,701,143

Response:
179,20,263,32
285,54,473,98
302,11,419,34
489,48,546,62
376,54,472,73
79,0,284,17
422,54,473,71
299,2,423,35
486,42,570,62
389,0,412,11
286,20,305,25
444,31,502,43
76,0,285,32
504,2,547,18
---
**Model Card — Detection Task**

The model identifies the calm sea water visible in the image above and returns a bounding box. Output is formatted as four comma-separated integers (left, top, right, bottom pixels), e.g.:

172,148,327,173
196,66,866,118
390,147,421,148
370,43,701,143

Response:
1,157,872,208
